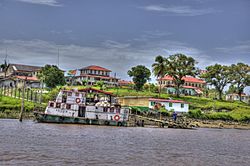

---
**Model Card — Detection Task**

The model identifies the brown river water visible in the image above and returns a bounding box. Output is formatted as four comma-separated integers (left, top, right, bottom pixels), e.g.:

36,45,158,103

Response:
0,119,250,166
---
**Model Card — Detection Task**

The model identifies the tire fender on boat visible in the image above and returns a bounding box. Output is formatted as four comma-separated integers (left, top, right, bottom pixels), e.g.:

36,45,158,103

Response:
75,98,81,103
114,115,120,121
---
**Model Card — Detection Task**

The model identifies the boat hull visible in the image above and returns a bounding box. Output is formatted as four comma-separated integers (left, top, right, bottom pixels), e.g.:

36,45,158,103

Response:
34,112,128,127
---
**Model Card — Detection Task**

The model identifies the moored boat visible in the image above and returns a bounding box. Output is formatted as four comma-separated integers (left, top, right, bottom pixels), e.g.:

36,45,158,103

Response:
34,87,130,126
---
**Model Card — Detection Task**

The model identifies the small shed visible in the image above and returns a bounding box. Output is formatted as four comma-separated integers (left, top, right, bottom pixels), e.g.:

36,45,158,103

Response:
149,98,189,113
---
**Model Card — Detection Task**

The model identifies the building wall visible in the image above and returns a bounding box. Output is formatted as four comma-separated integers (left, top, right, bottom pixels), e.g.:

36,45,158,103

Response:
118,96,151,107
149,101,189,112
159,80,205,88
226,94,249,103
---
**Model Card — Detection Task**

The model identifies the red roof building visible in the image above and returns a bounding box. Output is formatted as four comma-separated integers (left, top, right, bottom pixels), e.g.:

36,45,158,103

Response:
76,65,119,86
118,80,134,86
159,75,206,88
158,75,206,96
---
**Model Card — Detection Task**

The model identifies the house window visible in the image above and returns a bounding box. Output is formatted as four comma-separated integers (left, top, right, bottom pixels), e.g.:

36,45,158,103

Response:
169,102,173,107
66,104,71,109
75,92,79,97
181,103,184,108
68,92,72,96
151,101,155,106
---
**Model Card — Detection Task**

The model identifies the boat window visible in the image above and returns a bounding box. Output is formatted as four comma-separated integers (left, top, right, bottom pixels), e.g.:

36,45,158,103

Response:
49,102,54,107
56,103,61,108
66,104,71,109
110,107,114,113
75,92,79,96
116,108,120,114
103,107,108,112
68,92,72,96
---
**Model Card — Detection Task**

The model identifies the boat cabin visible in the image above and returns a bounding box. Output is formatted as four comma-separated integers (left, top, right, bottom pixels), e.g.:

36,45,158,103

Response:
45,88,129,122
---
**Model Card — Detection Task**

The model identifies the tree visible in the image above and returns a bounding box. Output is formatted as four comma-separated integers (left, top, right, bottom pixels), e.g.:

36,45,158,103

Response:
229,63,250,101
96,81,104,90
128,65,151,91
152,55,167,97
201,64,231,100
165,54,197,97
38,65,66,89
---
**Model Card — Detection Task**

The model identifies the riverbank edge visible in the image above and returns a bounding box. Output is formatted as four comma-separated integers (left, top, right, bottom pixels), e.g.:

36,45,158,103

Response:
0,115,249,129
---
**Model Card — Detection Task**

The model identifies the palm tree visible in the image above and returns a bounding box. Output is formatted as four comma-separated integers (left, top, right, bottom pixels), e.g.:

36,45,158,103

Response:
152,55,167,98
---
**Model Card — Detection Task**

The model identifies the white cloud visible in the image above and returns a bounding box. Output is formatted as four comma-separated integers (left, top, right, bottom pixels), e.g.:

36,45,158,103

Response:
0,39,214,81
16,0,62,7
102,40,131,49
142,5,219,16
216,41,250,54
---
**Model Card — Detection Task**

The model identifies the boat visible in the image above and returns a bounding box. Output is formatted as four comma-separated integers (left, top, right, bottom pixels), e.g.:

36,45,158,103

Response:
34,87,130,126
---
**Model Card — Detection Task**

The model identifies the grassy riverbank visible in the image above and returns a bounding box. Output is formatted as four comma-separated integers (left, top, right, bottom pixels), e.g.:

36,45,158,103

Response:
0,96,45,119
1,86,250,124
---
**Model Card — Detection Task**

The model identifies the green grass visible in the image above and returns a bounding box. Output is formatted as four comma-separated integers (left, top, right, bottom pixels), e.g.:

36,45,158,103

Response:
0,96,46,119
105,87,250,122
2,85,248,122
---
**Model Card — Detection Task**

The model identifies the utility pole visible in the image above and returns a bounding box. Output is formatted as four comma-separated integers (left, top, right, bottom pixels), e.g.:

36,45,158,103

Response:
19,77,27,122
57,48,60,68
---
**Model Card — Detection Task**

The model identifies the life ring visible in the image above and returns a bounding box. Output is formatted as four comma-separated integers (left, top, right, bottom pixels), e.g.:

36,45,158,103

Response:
114,115,120,121
75,98,81,103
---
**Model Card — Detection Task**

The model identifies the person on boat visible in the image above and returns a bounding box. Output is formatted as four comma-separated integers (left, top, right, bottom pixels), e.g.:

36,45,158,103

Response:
173,112,177,121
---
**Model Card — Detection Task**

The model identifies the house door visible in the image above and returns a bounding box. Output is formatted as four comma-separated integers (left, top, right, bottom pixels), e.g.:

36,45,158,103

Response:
78,106,86,117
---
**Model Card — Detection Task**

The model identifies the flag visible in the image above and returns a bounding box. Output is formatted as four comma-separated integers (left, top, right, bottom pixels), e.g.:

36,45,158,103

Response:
68,69,77,76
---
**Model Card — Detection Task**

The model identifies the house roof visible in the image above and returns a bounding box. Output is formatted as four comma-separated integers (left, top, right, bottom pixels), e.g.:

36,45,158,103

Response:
15,76,39,81
227,93,248,97
78,87,114,96
9,64,42,72
149,98,187,104
118,80,134,85
80,65,112,72
160,75,206,84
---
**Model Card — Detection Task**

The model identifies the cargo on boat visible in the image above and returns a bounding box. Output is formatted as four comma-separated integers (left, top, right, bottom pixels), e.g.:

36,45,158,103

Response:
34,87,130,126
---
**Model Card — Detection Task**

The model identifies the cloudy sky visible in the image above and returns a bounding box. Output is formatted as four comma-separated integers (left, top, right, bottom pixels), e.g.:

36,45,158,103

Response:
0,0,249,82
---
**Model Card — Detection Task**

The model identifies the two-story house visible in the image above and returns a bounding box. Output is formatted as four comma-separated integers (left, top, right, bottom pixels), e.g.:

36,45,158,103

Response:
75,65,119,86
0,64,42,88
158,75,206,96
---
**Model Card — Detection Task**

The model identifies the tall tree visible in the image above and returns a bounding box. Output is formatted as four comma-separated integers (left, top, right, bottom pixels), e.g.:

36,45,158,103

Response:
152,55,167,97
128,65,151,91
229,63,250,101
38,65,66,89
165,54,197,97
201,64,231,100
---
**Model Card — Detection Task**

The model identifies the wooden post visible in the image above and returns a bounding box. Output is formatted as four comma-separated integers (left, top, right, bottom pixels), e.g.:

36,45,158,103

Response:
26,89,29,101
35,91,37,103
3,86,6,96
14,88,17,98
19,78,26,122
10,87,13,97
39,80,43,104
18,88,21,98
30,90,33,101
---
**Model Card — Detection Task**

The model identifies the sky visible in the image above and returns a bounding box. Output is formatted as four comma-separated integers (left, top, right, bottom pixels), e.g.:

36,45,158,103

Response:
0,0,249,85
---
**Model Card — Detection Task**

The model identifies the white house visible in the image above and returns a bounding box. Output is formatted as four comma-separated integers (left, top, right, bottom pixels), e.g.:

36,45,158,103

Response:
149,98,189,113
226,93,249,103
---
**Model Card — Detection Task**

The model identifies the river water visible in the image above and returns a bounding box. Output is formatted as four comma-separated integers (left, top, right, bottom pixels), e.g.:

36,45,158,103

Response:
0,119,250,166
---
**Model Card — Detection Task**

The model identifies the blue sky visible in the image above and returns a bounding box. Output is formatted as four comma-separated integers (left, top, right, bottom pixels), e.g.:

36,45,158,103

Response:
0,0,249,85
